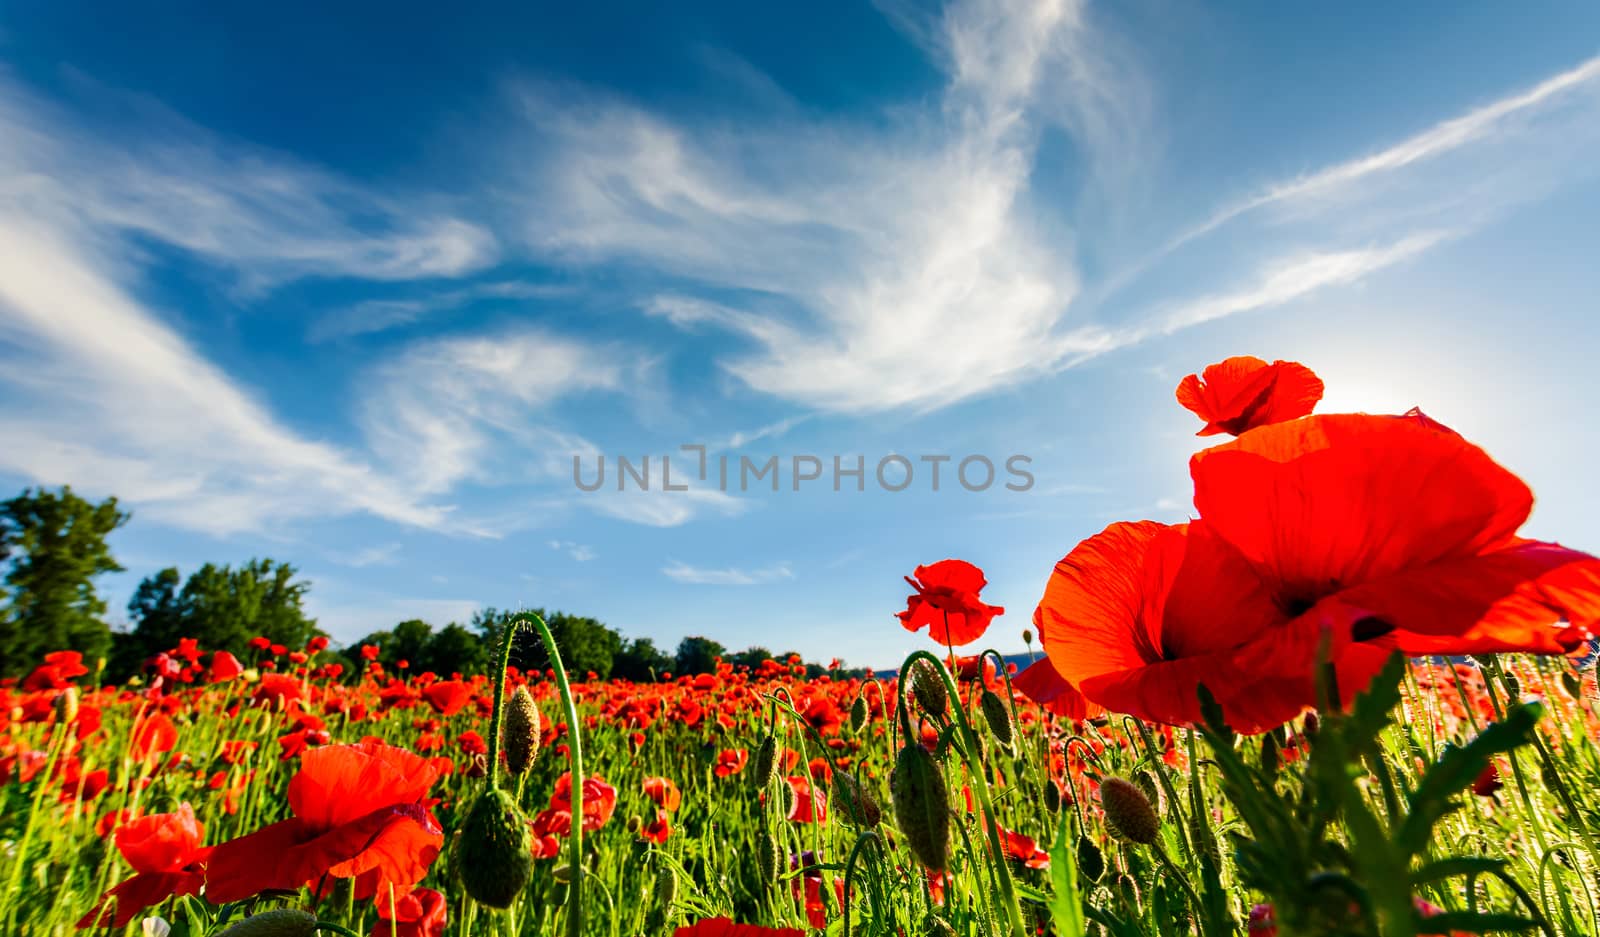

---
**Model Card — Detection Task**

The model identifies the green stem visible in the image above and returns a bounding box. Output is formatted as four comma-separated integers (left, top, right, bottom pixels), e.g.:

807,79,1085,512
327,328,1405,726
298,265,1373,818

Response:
510,611,587,937
897,650,1029,937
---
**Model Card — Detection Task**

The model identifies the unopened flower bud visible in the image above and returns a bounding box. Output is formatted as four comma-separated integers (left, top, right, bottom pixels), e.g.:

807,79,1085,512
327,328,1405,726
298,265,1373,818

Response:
831,771,882,828
1561,670,1583,699
503,685,541,775
752,734,778,790
654,864,677,909
1260,732,1280,775
1022,628,1034,645
1076,835,1105,881
756,829,780,886
850,696,869,733
457,789,534,908
1100,776,1160,845
908,659,948,719
54,686,79,724
891,743,951,871
924,914,958,937
214,909,318,937
1134,770,1162,816
1044,779,1062,813
980,690,1013,747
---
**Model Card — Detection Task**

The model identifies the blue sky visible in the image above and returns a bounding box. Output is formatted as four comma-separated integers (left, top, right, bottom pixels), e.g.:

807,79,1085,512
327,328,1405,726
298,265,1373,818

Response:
2,2,1598,668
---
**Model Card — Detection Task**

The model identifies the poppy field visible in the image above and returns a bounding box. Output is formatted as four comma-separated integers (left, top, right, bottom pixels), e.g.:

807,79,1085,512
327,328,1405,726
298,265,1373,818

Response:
4,357,1600,937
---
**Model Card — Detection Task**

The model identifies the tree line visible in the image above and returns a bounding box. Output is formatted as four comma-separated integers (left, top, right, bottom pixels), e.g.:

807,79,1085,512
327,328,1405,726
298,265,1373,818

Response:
0,486,840,681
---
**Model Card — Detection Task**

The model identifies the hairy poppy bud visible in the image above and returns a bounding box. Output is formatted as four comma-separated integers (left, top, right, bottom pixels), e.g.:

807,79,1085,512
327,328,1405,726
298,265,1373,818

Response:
831,771,882,828
626,814,643,835
53,687,79,724
753,735,779,790
980,690,1013,747
1022,628,1034,645
925,914,958,937
1561,670,1583,699
850,695,869,733
1115,872,1141,904
1260,732,1280,775
1101,776,1160,846
1044,779,1062,813
757,829,780,886
214,909,317,937
457,788,534,908
891,743,951,871
908,659,948,719
654,864,677,909
1076,835,1105,881
503,685,541,775
1134,770,1162,816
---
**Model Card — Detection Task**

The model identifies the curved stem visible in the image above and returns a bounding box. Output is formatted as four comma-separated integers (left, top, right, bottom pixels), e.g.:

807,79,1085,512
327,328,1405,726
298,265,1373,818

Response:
511,611,587,937
841,830,880,937
896,650,1029,937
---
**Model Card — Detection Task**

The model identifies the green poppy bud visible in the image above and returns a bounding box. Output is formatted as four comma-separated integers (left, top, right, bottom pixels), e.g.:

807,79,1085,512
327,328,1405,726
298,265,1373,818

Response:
1076,835,1105,881
1101,776,1160,846
980,690,1014,747
503,685,541,775
457,788,534,908
213,910,318,937
908,659,949,719
891,743,951,871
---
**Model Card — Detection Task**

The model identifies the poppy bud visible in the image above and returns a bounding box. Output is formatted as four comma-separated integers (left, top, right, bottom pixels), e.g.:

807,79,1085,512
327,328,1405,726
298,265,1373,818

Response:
213,909,318,937
53,687,79,724
850,696,869,733
626,814,643,835
1114,872,1141,905
503,685,541,775
1302,711,1319,743
1021,628,1034,645
1100,776,1160,845
1501,673,1521,702
891,743,951,871
925,914,958,937
753,735,779,790
756,829,780,886
908,659,949,719
1043,779,1061,813
655,864,677,909
457,788,534,908
1076,835,1105,881
1561,670,1583,699
1134,770,1162,816
980,690,1013,747
1260,732,1280,775
831,771,882,828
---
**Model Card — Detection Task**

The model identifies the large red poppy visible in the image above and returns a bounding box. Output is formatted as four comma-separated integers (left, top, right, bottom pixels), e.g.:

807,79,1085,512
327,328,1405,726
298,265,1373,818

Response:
1012,652,1102,722
78,803,210,928
205,741,442,903
1175,356,1323,436
897,560,1005,646
1036,412,1600,732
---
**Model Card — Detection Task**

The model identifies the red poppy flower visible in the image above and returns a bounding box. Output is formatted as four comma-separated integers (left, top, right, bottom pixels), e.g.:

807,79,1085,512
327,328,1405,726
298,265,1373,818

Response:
641,808,673,844
998,827,1050,869
1175,356,1323,437
210,651,244,683
1036,412,1600,733
421,681,472,717
23,651,90,691
673,919,804,937
78,803,210,928
1012,655,1102,721
205,741,442,903
784,775,827,824
713,748,748,777
370,887,447,937
642,776,682,811
131,713,179,765
897,560,1005,646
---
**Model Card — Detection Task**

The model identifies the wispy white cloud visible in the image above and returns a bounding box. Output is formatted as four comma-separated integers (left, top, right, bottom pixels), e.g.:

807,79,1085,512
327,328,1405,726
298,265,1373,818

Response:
329,542,404,568
548,539,597,562
508,0,1137,414
662,559,794,585
308,281,575,343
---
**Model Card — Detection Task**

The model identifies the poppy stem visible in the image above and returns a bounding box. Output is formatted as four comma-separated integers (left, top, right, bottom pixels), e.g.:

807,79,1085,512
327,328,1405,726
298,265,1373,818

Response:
512,610,587,937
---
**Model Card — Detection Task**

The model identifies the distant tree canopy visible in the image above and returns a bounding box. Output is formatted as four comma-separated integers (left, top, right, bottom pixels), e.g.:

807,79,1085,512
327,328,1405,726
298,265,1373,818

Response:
113,559,319,678
0,486,127,676
0,485,846,681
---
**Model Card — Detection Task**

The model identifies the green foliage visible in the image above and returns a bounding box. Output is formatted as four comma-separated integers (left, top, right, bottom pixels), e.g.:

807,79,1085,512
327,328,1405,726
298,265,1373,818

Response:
113,558,317,676
612,636,673,681
675,635,727,675
0,485,127,675
474,607,623,679
352,619,489,677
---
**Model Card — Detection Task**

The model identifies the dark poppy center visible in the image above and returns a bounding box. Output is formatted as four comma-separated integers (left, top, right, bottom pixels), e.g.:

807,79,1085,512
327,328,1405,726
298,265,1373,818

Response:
1351,616,1397,642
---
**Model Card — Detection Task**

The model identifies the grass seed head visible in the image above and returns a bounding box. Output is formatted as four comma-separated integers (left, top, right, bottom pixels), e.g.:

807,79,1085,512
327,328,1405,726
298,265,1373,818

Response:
891,743,951,872
1101,776,1161,845
457,788,535,908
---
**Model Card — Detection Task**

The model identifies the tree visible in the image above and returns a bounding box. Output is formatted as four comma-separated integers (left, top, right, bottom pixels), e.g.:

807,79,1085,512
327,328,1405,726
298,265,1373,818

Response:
0,486,128,676
613,637,673,681
427,623,488,677
117,559,318,674
675,636,727,676
473,607,624,679
729,645,775,671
